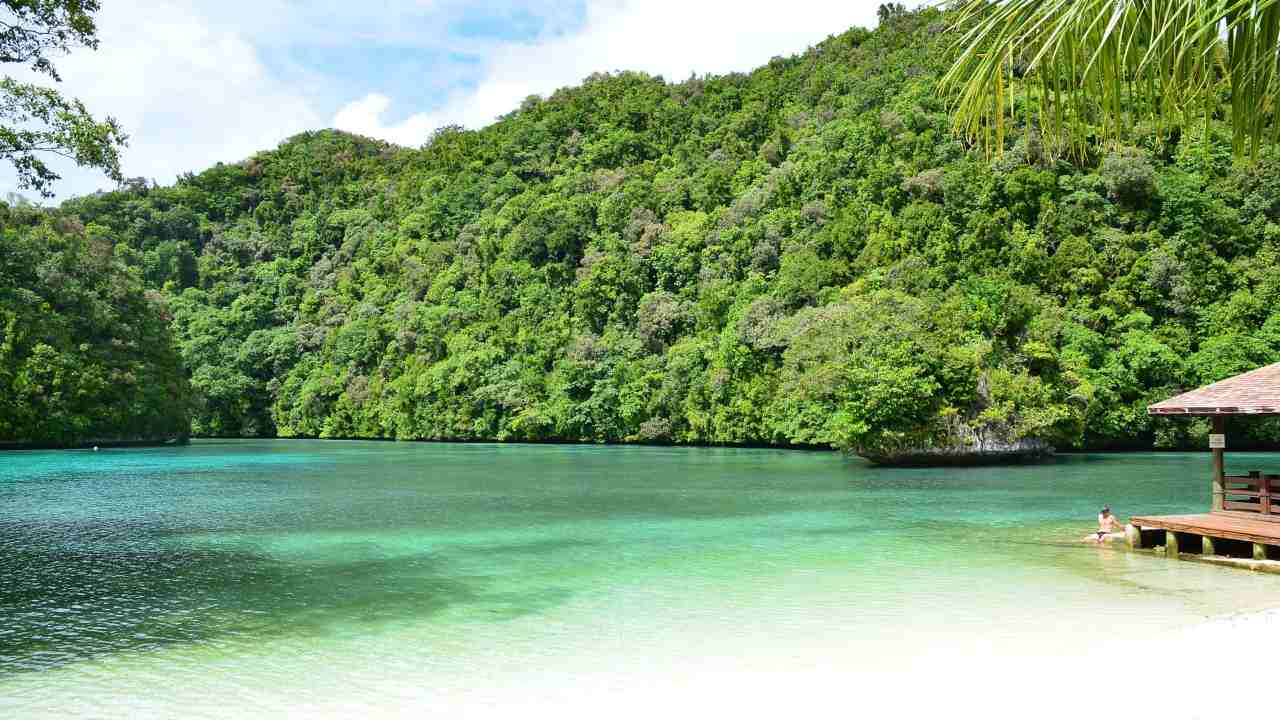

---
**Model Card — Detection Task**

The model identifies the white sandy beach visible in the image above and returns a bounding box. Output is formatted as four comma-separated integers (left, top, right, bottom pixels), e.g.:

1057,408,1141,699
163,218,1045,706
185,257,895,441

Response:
454,607,1280,720
4,592,1277,720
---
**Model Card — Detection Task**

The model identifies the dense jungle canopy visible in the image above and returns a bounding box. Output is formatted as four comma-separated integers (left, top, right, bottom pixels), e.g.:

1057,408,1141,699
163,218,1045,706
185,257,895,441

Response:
4,6,1280,455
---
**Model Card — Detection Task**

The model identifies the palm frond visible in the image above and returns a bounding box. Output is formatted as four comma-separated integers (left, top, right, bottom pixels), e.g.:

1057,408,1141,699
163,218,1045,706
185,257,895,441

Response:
941,0,1280,162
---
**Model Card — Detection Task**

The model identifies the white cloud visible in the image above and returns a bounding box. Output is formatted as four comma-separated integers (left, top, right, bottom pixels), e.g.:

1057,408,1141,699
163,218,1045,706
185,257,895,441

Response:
333,0,901,146
4,0,324,201
332,93,439,147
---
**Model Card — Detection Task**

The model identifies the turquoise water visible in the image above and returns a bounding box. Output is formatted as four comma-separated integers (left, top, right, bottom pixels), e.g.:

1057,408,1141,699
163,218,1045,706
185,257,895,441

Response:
2,441,1279,717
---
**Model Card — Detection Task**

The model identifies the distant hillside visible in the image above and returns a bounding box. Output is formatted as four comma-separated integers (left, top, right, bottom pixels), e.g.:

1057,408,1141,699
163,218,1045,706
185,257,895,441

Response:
5,6,1280,454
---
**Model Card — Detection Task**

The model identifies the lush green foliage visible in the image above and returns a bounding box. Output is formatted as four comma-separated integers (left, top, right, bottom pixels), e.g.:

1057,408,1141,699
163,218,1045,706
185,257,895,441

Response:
0,201,189,443
8,8,1280,452
0,0,126,196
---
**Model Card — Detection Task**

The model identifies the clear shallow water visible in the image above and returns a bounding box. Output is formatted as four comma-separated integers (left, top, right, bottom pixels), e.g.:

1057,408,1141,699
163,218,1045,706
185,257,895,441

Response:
2,441,1279,717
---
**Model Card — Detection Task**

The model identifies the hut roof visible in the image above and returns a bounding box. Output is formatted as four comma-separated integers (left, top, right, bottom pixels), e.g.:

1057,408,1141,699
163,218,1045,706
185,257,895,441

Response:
1148,362,1280,416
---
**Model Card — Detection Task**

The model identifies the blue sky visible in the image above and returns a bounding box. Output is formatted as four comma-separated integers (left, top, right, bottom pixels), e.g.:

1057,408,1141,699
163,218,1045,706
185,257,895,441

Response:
253,0,590,125
5,0,900,201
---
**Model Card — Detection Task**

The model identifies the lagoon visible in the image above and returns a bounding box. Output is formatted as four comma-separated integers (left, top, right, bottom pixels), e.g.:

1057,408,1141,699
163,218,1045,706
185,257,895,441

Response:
2,440,1278,718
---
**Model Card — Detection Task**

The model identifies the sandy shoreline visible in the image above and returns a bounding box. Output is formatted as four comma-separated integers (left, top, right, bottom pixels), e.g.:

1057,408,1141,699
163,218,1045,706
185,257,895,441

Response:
5,604,1275,719
479,606,1280,720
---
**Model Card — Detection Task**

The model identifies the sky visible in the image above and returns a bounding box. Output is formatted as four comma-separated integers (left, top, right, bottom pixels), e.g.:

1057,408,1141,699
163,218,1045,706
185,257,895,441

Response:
4,0,907,202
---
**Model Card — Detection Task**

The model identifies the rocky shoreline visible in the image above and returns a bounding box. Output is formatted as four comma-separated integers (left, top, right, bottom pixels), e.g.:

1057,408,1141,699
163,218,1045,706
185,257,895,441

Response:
860,437,1053,466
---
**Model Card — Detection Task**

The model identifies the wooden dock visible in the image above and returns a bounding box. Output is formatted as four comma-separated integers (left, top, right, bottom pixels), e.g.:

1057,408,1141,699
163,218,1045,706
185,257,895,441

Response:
1128,512,1280,561
1137,363,1280,570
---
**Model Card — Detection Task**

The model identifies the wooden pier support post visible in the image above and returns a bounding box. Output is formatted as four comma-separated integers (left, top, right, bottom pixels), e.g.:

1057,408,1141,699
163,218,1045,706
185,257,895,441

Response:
1254,543,1268,561
1166,530,1180,558
1125,524,1142,549
1211,416,1226,512
1202,535,1217,556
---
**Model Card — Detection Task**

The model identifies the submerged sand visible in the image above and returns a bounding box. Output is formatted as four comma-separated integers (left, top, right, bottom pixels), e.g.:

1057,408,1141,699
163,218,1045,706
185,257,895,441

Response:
3,576,1275,719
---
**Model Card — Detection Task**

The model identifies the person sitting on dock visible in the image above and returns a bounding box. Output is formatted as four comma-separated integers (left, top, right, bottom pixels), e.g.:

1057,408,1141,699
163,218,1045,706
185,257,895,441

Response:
1094,506,1120,544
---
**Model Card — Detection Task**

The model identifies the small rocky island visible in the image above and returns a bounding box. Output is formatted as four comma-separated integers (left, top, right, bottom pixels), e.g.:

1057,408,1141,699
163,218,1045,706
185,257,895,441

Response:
859,436,1053,466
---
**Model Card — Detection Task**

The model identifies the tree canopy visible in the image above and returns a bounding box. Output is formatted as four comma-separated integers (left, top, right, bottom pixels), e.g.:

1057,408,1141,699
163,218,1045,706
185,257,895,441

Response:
0,201,190,444
0,0,125,196
4,7,1280,453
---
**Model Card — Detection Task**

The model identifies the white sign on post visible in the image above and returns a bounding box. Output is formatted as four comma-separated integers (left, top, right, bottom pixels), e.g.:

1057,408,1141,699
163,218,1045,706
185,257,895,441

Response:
1209,434,1226,450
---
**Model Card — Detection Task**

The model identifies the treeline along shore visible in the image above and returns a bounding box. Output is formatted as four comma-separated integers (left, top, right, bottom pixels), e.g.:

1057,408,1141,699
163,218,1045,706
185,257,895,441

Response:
4,7,1280,459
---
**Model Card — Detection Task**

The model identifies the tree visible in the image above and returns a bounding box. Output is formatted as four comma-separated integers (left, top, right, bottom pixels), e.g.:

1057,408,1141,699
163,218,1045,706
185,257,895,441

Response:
878,3,907,25
942,0,1280,162
0,0,125,196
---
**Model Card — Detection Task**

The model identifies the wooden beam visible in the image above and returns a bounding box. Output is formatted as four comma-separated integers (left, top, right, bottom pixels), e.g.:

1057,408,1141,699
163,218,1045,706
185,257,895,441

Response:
1255,543,1268,561
1212,416,1226,511
1166,530,1180,557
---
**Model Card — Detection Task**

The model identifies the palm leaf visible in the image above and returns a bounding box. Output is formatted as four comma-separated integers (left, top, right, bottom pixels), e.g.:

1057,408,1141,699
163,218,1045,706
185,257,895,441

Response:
941,0,1280,162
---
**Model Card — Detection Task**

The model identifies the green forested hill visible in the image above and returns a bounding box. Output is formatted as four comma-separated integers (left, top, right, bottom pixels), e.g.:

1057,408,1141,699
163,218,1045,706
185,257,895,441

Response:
5,7,1280,453
0,202,190,445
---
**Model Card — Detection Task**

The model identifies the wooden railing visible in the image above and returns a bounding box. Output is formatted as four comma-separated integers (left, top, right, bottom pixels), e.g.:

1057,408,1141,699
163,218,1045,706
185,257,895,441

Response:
1223,471,1280,517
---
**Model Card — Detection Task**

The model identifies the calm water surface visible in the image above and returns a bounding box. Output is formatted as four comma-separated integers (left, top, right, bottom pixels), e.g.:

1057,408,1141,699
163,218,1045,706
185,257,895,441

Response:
2,441,1278,717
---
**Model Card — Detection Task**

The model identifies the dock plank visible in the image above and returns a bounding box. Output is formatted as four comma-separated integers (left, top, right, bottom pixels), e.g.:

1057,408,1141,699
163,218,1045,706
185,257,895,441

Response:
1130,512,1280,546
